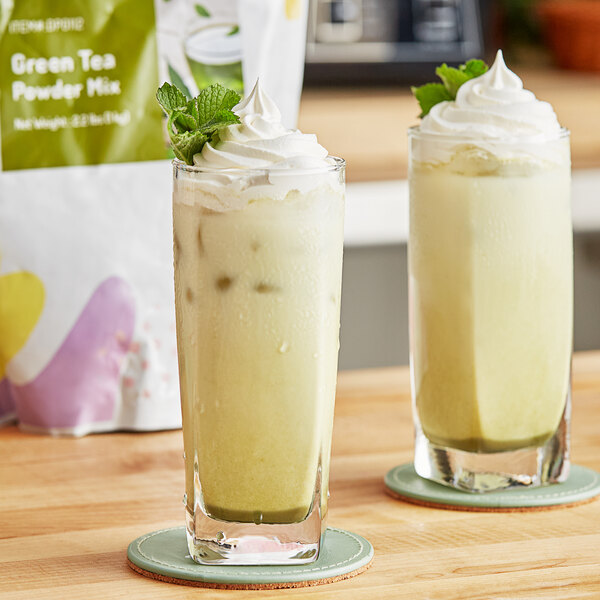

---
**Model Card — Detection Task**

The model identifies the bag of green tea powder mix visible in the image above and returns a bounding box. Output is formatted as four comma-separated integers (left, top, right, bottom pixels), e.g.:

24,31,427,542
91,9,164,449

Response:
0,0,308,434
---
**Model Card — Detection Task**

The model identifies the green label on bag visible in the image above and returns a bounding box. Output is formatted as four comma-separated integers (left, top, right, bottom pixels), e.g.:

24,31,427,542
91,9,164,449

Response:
0,0,165,170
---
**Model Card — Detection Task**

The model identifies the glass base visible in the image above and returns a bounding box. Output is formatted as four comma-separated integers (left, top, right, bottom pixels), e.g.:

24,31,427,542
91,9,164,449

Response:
414,393,571,493
185,503,323,566
185,459,327,565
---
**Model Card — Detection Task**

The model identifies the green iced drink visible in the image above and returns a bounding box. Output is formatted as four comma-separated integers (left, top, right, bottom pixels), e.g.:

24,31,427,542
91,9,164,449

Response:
174,181,343,523
409,51,572,490
410,149,572,452
159,80,345,563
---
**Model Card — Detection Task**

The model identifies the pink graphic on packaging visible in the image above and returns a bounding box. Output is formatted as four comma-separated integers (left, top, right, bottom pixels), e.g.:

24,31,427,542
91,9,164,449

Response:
14,276,136,429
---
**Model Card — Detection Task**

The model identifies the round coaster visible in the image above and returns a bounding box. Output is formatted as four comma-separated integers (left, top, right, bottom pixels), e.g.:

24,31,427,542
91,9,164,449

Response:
384,463,600,512
127,526,373,589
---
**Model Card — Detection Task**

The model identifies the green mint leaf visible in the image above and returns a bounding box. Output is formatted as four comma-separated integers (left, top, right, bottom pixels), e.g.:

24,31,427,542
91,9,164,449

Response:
185,98,199,125
462,59,488,79
411,83,453,118
200,108,240,132
412,58,488,118
170,131,209,164
168,110,197,133
435,59,490,97
167,64,192,100
195,4,210,17
195,84,241,126
157,82,241,165
228,25,239,36
156,82,187,112
435,64,470,98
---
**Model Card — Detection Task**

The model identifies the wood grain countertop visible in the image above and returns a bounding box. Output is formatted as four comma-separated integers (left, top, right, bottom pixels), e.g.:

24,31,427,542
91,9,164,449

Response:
298,69,600,182
2,351,600,598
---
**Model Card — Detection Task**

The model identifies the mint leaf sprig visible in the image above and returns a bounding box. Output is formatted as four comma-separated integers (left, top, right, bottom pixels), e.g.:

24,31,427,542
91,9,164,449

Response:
156,82,241,165
412,59,488,118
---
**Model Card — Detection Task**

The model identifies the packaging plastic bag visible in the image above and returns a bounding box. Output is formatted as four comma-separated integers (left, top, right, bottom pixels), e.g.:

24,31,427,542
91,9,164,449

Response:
156,0,307,128
0,0,308,435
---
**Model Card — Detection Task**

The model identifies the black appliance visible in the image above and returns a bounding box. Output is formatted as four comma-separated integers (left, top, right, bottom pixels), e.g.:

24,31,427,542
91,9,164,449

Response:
304,0,485,85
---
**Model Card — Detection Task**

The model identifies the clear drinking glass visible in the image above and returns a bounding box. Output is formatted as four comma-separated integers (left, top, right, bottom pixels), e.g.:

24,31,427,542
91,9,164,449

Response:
172,158,345,564
408,129,572,492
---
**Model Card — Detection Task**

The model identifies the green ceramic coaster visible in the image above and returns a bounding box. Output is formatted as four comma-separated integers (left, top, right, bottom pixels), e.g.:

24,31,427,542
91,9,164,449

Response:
385,464,600,511
127,526,373,589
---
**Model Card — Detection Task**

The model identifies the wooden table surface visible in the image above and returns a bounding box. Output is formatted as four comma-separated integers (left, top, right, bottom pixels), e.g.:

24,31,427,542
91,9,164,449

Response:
1,352,600,599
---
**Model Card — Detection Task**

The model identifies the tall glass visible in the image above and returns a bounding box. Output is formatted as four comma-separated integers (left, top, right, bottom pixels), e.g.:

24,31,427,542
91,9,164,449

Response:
172,158,345,564
408,130,572,492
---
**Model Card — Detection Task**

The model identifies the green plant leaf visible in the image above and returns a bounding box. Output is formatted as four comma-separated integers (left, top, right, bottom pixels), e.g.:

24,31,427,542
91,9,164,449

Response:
195,84,241,126
170,130,209,164
435,64,470,98
411,83,453,118
462,59,488,79
156,82,241,164
156,82,187,112
412,58,489,117
169,110,197,133
167,64,192,100
195,4,210,17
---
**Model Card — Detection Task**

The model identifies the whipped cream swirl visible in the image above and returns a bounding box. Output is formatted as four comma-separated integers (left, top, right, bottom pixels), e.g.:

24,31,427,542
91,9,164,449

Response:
421,50,562,141
193,80,329,170
176,81,339,210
